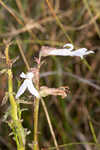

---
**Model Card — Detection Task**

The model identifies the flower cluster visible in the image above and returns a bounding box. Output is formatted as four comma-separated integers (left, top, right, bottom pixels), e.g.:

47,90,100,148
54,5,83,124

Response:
16,43,94,98
40,43,94,59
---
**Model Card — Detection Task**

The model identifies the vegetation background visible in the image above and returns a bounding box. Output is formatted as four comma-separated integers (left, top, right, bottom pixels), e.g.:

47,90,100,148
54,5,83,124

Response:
0,0,100,150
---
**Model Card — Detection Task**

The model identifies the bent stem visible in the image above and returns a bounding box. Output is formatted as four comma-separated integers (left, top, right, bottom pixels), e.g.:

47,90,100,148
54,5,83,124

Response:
41,98,59,150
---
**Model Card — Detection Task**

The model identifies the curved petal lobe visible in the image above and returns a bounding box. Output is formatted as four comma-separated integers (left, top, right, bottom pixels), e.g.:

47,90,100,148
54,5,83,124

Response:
20,72,26,78
16,80,28,99
27,80,40,98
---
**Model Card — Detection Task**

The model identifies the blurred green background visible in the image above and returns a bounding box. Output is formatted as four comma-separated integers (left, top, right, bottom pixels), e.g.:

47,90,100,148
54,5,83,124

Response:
0,0,100,150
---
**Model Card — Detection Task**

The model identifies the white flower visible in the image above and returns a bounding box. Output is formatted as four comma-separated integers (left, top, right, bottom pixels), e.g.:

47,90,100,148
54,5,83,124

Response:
16,72,40,99
48,43,94,59
69,48,94,59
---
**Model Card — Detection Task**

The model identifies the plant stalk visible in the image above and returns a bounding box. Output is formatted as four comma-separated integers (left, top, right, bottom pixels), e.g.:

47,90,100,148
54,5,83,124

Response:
8,69,25,150
41,98,59,150
33,60,41,150
5,43,25,150
33,97,40,150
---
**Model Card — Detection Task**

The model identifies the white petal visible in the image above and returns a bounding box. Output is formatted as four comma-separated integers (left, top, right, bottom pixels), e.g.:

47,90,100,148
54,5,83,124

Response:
46,43,94,59
71,48,94,58
15,80,28,99
20,72,26,78
63,43,74,51
48,49,72,56
83,51,94,55
27,80,40,98
48,50,64,55
70,48,86,57
26,72,34,79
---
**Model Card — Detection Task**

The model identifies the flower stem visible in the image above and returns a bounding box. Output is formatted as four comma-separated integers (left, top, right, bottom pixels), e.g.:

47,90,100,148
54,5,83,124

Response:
33,97,40,150
33,60,41,150
41,98,59,150
5,43,25,150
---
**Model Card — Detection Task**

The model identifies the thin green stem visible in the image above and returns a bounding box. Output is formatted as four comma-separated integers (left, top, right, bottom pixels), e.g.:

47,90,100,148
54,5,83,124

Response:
47,142,100,150
5,43,25,150
8,69,25,150
33,60,40,150
45,0,72,43
16,39,30,71
8,69,18,121
33,98,40,150
83,0,100,37
89,120,98,144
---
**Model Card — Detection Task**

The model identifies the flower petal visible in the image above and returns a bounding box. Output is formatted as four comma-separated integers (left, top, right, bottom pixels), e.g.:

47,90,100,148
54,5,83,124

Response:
26,72,34,79
27,80,40,98
48,49,72,56
20,72,26,78
71,48,94,59
41,43,94,59
16,79,28,99
83,51,94,55
71,48,87,57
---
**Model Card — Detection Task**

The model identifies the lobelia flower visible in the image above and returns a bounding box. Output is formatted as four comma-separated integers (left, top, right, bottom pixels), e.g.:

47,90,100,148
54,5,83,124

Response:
48,43,94,59
16,72,40,99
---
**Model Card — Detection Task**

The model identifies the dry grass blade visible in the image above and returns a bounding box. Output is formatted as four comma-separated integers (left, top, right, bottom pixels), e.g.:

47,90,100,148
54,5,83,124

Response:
41,98,59,150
